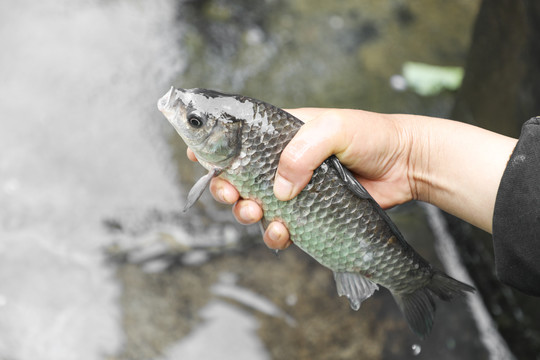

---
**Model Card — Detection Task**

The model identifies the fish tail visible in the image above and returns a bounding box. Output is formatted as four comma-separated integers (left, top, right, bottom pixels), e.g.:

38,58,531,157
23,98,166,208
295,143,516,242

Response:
393,270,475,338
427,270,475,301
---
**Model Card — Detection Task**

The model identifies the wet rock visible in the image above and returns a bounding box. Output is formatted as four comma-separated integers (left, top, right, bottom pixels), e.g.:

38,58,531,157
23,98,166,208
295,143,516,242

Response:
116,239,487,360
453,0,540,137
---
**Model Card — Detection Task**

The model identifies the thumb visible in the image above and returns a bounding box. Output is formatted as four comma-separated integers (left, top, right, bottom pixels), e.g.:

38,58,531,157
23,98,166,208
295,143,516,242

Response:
274,113,346,201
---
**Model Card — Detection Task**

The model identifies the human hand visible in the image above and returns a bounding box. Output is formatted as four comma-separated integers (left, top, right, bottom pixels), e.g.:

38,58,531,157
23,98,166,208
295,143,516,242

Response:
188,107,415,250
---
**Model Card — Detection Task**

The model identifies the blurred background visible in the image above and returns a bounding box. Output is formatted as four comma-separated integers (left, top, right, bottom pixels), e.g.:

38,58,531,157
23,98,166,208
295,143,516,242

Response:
1,0,539,359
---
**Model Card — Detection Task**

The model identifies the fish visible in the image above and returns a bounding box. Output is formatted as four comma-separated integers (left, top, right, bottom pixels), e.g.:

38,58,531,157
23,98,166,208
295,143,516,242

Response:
157,87,475,338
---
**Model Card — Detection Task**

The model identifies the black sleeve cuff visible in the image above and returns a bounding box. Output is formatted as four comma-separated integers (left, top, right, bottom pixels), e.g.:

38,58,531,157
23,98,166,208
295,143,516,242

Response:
493,116,540,296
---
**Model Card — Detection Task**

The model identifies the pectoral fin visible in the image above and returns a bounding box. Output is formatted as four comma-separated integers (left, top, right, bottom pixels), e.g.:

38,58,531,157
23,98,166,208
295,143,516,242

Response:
334,272,379,310
184,168,221,212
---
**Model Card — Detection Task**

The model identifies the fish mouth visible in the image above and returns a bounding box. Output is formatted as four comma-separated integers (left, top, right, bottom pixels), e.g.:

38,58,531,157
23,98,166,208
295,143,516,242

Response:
157,86,177,112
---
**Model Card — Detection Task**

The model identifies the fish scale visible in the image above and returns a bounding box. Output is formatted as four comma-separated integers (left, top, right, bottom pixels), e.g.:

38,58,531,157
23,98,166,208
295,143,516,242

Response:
226,104,418,283
158,87,475,338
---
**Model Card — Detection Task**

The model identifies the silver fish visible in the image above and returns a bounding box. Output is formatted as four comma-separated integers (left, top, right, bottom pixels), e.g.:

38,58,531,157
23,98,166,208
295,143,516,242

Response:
158,87,474,338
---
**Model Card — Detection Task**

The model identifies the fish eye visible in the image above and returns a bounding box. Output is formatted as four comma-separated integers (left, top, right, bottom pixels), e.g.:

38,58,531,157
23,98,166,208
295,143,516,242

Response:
187,115,204,128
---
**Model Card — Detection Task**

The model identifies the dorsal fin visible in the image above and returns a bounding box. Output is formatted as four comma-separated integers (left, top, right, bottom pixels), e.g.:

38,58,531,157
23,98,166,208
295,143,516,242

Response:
328,155,410,248
328,156,371,199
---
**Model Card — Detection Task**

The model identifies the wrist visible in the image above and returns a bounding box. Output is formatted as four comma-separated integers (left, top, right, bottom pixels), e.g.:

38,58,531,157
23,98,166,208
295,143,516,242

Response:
395,114,517,232
390,114,433,204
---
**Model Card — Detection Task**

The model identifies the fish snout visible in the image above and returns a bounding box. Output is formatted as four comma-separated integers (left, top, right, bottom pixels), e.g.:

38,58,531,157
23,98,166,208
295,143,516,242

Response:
157,86,176,112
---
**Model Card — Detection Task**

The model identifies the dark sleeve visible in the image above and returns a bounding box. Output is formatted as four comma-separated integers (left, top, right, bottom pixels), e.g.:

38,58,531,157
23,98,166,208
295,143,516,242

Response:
493,116,540,297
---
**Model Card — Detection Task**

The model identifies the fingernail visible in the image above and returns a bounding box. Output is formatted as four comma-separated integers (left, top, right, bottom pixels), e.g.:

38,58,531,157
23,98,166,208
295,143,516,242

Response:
239,204,255,222
216,187,226,203
268,225,281,242
274,174,294,201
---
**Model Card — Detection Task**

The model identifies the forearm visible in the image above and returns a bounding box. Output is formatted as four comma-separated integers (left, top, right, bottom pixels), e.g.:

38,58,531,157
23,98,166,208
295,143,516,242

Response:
396,114,518,233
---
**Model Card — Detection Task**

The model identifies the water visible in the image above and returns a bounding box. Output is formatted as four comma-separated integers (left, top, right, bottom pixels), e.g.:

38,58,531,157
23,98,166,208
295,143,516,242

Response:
158,299,270,360
0,0,184,358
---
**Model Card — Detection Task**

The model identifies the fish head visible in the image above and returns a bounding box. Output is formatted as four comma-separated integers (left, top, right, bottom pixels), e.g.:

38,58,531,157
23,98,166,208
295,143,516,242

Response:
158,87,246,170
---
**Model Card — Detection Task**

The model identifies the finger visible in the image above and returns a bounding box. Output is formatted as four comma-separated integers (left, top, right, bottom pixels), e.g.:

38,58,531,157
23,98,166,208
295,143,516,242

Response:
209,178,240,204
274,110,348,201
187,148,198,162
263,221,292,250
232,199,264,225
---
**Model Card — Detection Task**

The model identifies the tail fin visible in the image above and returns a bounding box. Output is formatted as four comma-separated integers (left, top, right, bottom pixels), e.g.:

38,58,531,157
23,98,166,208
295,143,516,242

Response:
393,270,475,338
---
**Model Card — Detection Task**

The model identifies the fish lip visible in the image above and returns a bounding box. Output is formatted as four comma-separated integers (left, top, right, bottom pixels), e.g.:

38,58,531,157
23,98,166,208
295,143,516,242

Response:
157,86,176,112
